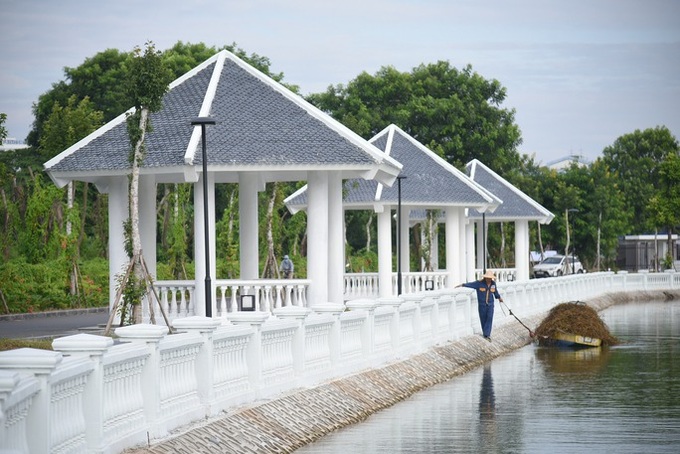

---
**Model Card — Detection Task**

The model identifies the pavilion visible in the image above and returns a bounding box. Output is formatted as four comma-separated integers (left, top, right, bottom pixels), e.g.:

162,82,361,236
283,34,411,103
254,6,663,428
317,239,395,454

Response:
286,124,499,297
466,159,554,281
44,49,402,316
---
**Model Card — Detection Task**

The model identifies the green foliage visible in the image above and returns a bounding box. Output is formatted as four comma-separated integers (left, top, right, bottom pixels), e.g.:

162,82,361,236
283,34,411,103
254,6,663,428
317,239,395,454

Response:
602,126,680,233
307,61,523,172
0,258,107,313
0,113,7,142
38,95,104,161
18,174,64,263
649,152,680,231
166,184,192,279
127,42,172,112
346,249,379,273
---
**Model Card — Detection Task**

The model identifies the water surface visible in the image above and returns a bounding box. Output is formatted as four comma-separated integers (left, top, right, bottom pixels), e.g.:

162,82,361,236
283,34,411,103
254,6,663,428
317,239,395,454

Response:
296,300,680,453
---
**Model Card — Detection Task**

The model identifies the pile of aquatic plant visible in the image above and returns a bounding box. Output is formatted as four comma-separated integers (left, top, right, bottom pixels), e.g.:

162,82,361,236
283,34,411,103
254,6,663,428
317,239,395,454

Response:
534,301,619,346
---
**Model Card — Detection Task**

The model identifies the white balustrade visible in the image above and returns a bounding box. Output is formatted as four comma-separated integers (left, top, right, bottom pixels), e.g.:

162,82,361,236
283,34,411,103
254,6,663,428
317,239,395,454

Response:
1,271,678,453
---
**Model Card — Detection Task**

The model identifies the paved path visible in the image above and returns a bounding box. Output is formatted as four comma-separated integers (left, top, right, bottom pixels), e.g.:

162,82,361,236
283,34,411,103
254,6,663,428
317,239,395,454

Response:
0,307,109,339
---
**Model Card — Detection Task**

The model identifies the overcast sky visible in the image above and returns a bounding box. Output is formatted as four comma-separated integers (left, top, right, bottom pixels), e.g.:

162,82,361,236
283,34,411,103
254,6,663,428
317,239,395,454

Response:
2,0,679,164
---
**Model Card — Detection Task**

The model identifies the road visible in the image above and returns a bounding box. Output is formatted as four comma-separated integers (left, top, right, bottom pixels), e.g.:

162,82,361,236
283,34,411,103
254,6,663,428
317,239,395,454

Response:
0,308,109,339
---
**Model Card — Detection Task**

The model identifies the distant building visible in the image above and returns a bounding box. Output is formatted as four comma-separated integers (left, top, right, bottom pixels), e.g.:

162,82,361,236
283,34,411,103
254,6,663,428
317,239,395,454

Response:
1,138,30,152
617,234,679,272
545,154,589,171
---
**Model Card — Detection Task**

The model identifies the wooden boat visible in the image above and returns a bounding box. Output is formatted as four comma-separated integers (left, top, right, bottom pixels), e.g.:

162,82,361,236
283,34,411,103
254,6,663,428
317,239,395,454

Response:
552,331,602,348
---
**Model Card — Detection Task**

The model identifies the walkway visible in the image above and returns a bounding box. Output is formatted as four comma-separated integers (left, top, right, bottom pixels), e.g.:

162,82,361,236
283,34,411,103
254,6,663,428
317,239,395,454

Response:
121,309,562,453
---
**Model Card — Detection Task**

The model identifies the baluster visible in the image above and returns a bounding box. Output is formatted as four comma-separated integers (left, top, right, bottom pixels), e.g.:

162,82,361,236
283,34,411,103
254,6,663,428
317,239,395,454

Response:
180,287,188,317
219,285,228,316
260,285,268,311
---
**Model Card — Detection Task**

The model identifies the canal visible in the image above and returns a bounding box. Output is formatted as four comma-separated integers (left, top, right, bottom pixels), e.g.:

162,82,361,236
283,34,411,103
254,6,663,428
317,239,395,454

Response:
296,300,680,453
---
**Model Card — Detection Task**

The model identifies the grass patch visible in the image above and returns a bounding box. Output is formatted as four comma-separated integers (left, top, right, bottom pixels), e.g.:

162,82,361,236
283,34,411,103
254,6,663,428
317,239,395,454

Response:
0,337,54,351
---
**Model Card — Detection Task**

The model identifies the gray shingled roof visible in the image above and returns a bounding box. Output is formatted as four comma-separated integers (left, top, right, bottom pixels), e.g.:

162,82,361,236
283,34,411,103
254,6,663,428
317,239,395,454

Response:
466,159,554,223
44,50,401,187
286,124,497,211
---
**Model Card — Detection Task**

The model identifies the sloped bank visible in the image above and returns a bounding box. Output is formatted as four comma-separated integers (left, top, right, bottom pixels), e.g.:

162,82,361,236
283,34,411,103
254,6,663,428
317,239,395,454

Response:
126,290,679,454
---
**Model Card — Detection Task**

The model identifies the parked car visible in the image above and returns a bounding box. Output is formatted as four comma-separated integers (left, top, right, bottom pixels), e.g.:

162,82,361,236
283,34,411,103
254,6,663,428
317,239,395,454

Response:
532,254,585,278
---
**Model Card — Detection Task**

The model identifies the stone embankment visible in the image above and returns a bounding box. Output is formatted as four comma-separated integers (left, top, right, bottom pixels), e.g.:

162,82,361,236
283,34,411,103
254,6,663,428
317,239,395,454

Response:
125,290,678,454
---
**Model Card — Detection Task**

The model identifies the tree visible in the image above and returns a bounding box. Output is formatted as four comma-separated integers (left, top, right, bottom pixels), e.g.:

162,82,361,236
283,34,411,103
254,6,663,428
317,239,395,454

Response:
117,42,172,325
602,126,680,234
307,61,523,173
39,95,103,299
649,152,680,268
0,113,6,142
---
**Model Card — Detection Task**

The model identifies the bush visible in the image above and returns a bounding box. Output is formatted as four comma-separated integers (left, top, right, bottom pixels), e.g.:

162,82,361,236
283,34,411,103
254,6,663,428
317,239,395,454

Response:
0,258,109,313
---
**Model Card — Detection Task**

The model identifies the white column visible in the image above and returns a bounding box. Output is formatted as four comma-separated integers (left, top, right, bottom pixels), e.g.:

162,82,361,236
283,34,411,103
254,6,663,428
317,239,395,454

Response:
445,208,460,287
193,172,216,317
377,208,393,297
515,219,530,281
327,172,344,304
307,171,329,305
108,176,129,311
466,220,476,281
458,209,466,283
239,173,259,280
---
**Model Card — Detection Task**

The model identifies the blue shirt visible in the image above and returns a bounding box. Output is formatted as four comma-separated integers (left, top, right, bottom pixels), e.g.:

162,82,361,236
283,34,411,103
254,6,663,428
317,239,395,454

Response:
462,280,501,304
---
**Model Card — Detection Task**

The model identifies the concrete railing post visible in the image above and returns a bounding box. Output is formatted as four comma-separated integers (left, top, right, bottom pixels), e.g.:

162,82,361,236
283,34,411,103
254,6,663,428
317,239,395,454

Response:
52,333,114,454
346,300,379,357
399,293,424,348
0,348,62,454
171,316,222,413
226,312,271,393
273,306,312,377
377,297,404,350
309,303,345,367
114,324,169,437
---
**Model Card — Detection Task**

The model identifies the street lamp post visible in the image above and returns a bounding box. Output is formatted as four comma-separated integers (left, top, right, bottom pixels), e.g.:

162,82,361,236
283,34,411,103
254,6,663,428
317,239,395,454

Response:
191,117,216,317
397,175,406,295
567,208,579,275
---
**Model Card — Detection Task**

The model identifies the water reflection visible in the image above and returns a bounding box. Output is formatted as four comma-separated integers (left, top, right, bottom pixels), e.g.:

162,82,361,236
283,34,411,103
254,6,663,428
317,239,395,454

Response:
535,344,612,375
477,365,498,452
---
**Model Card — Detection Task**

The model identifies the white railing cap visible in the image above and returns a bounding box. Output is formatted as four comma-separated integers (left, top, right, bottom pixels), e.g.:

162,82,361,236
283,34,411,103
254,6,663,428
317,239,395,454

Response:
115,323,170,341
172,316,223,332
52,333,114,353
310,303,346,315
273,306,312,319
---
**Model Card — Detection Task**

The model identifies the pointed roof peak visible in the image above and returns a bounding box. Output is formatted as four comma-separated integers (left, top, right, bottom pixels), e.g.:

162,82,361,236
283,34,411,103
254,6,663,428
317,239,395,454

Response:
466,159,554,223
44,49,401,189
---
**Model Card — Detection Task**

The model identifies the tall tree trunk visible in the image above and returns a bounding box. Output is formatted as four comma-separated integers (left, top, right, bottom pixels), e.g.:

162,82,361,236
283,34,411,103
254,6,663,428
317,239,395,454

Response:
1,187,10,260
596,211,602,271
66,181,78,296
667,229,674,270
565,209,571,271
365,213,373,252
130,107,149,323
77,182,89,252
261,183,278,279
537,221,545,259
499,222,506,268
